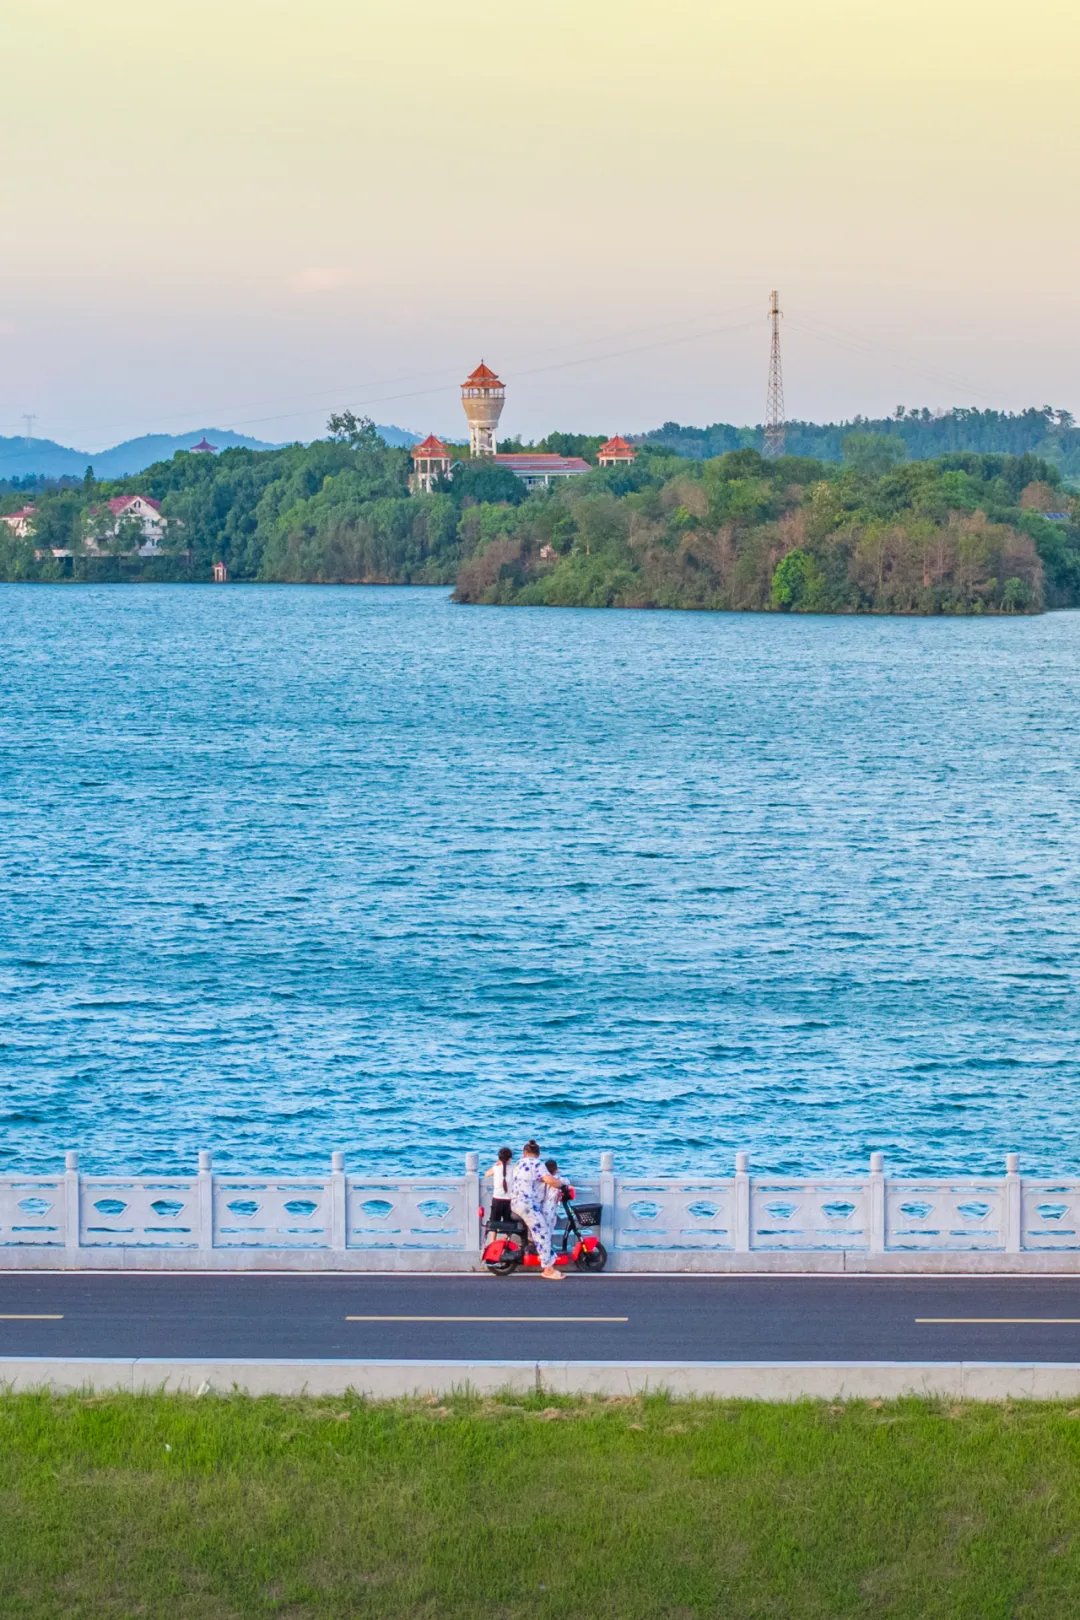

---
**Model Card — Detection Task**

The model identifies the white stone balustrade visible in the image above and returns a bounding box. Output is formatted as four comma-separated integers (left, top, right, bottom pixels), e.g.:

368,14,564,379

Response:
0,1152,1077,1267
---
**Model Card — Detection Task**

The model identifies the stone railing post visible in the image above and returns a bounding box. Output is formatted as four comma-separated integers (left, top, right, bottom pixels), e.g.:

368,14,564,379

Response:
734,1152,751,1252
1005,1152,1022,1253
64,1150,81,1257
330,1151,347,1252
869,1151,886,1254
599,1152,615,1251
464,1152,481,1254
197,1150,214,1252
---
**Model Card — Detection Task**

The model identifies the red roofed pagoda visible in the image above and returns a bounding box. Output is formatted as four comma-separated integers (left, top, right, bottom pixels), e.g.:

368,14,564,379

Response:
597,434,637,466
408,433,451,494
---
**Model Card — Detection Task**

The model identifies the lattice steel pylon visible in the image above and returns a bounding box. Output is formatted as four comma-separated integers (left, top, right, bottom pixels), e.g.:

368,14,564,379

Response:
763,290,785,459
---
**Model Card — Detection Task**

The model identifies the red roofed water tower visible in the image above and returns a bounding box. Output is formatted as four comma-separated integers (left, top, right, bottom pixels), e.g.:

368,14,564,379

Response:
461,362,505,458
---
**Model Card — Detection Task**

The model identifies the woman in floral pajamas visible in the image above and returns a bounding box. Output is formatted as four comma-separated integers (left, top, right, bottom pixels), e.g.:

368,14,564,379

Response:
510,1141,564,1280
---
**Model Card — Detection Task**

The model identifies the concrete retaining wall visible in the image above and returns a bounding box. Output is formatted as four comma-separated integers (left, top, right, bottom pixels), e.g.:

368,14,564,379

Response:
4,1356,1080,1400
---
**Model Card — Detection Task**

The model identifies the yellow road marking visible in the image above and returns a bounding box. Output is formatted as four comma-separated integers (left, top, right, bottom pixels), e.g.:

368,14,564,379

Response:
917,1317,1080,1325
345,1314,627,1323
0,1314,63,1320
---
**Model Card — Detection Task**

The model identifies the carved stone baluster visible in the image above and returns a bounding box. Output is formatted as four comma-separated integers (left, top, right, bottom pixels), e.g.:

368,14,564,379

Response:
64,1150,80,1257
1005,1153,1021,1253
599,1152,615,1252
734,1152,751,1252
869,1152,886,1254
331,1152,347,1252
198,1150,214,1253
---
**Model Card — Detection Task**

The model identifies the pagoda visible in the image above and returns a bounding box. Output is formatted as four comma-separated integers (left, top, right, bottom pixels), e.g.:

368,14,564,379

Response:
597,435,636,466
409,434,452,494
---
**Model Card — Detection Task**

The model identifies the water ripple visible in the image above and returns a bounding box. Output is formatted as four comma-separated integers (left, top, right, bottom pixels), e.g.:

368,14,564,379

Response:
0,585,1078,1178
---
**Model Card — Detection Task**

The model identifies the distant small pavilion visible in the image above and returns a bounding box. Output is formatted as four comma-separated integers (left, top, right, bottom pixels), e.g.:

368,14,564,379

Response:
191,437,218,454
597,435,636,467
409,434,452,494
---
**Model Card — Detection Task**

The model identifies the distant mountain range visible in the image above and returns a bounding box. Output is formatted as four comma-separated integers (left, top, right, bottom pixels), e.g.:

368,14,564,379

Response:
0,424,421,482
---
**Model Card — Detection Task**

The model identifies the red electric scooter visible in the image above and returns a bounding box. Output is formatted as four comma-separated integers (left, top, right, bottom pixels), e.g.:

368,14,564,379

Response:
481,1185,608,1276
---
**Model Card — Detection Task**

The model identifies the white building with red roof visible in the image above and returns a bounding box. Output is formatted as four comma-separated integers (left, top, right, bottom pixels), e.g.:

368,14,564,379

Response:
85,494,168,555
493,452,591,489
597,435,637,466
409,434,452,494
0,504,37,538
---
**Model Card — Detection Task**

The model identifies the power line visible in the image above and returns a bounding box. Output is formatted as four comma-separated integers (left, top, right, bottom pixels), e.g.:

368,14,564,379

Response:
0,304,763,451
784,315,994,405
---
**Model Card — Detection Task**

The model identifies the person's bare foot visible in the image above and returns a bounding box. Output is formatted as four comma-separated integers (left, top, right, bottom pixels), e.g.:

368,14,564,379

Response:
541,1266,564,1280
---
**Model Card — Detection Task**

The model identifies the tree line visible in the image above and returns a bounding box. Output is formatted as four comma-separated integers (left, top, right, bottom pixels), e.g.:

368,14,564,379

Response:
452,448,1078,616
1,416,1077,615
635,406,1080,481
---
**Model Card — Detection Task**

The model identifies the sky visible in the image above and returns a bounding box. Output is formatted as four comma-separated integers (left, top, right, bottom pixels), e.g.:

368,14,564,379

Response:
2,0,1078,450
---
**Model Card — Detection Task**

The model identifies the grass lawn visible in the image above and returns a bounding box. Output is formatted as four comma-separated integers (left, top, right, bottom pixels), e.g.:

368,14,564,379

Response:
2,1389,1080,1617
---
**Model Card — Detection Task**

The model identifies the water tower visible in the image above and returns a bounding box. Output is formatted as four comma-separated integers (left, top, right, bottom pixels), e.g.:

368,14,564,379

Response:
461,362,505,457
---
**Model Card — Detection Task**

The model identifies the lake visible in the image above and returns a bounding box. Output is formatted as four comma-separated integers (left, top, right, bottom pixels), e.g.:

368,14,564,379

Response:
1,585,1078,1178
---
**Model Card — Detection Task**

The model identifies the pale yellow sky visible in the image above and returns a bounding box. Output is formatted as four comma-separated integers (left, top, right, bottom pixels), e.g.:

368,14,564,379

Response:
2,0,1077,447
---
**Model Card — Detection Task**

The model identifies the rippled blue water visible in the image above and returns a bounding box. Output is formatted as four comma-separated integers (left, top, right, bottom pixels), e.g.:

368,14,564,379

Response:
1,585,1079,1178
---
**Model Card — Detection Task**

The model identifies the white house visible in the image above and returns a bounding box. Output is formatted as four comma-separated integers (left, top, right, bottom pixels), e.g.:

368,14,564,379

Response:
0,504,37,538
88,494,168,555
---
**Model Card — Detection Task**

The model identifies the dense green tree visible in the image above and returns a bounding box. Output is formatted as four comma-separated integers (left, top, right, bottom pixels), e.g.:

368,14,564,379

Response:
440,458,526,506
842,432,908,478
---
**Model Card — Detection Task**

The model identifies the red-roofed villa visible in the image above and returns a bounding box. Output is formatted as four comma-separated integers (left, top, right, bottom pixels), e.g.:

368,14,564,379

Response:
493,452,591,489
0,504,37,538
88,494,167,554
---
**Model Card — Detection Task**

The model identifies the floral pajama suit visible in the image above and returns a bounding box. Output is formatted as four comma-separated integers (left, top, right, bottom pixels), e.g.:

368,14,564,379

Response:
510,1157,555,1266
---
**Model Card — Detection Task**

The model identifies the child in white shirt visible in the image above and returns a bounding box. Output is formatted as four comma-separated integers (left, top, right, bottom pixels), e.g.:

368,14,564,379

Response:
485,1146,513,1224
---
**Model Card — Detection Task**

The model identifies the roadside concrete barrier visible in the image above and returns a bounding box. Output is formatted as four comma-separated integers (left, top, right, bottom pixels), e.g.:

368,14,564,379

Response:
4,1357,1080,1400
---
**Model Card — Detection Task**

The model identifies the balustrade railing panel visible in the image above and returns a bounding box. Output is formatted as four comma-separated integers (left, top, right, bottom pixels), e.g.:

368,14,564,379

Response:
0,1178,65,1247
885,1179,1005,1251
80,1177,199,1248
346,1179,467,1249
614,1180,735,1250
4,1155,1077,1258
1020,1181,1080,1251
750,1179,869,1250
212,1178,331,1249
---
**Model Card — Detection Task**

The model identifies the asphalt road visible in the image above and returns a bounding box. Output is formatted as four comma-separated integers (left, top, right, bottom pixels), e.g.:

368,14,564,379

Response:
4,1273,1080,1362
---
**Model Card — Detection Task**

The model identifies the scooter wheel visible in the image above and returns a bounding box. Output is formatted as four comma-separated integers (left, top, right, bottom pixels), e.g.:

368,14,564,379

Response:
488,1257,520,1276
576,1241,608,1272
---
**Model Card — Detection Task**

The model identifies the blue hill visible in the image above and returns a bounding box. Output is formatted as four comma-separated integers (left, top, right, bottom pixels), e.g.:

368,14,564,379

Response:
0,424,421,482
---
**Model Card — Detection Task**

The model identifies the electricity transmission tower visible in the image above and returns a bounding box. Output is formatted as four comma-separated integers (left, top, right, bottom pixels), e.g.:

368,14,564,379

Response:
763,291,785,459
22,413,36,447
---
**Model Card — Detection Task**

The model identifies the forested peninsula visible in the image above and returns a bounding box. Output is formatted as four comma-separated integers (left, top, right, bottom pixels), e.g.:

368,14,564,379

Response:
2,414,1078,616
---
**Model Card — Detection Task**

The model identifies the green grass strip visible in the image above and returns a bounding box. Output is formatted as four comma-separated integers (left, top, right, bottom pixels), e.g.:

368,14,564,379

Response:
2,1389,1080,1617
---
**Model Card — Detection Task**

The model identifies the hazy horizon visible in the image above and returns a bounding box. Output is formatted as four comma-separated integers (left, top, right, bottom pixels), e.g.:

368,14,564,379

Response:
3,0,1078,453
